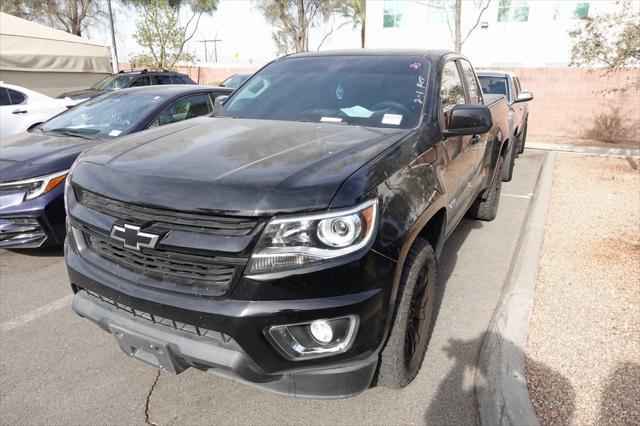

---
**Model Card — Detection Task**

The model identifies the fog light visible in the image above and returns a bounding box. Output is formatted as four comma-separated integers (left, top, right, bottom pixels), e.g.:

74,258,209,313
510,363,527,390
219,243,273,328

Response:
266,315,358,360
310,320,333,343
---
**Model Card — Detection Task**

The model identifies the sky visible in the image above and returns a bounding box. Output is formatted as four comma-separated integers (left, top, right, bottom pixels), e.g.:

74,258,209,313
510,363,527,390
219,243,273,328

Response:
87,0,362,67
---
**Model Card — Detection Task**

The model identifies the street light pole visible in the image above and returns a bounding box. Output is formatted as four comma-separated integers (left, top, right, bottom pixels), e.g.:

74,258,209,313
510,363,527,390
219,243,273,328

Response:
107,0,119,70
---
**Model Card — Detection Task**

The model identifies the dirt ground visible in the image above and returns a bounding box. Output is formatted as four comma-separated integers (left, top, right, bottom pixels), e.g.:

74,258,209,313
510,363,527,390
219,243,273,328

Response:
526,153,640,425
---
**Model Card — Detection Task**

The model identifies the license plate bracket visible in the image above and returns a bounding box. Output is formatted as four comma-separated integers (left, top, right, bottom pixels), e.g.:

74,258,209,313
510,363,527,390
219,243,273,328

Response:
109,325,188,374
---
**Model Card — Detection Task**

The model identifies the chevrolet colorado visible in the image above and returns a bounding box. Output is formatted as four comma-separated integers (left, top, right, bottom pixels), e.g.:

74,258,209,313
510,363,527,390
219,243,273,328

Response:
65,50,509,398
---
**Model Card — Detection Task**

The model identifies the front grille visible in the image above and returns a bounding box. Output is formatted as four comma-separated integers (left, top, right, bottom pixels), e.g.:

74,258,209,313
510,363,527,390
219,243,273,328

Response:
76,187,259,236
84,229,241,297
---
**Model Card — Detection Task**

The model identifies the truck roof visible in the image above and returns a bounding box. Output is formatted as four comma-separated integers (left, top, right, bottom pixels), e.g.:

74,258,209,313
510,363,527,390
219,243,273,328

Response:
476,70,516,78
284,49,454,60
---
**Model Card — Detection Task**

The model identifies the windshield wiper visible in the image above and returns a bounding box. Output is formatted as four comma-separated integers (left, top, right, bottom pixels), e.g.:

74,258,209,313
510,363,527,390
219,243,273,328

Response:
45,128,99,140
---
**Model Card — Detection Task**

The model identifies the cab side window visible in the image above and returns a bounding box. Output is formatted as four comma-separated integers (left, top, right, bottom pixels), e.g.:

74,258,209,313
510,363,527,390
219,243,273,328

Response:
148,94,213,128
440,61,466,126
459,60,481,104
130,76,151,87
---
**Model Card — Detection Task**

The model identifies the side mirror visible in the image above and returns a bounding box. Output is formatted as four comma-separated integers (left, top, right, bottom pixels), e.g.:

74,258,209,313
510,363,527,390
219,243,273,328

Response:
444,104,493,136
515,91,533,103
213,95,229,110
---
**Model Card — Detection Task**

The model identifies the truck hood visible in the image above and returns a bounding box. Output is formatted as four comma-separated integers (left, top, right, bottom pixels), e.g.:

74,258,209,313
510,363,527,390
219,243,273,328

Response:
73,117,411,215
57,89,105,100
0,131,101,181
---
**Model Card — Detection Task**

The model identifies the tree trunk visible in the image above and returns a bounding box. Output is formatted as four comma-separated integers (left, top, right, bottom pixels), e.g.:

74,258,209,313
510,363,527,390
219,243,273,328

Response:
296,0,307,52
454,0,461,52
360,20,365,48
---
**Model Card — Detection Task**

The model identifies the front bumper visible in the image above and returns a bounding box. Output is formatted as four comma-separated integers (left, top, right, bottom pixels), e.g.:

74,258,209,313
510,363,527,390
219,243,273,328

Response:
66,240,396,398
0,184,66,248
72,290,378,398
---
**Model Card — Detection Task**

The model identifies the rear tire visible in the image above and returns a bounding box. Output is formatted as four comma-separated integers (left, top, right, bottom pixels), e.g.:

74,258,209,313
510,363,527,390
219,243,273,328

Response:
517,122,528,155
467,155,503,221
378,238,436,389
502,141,516,182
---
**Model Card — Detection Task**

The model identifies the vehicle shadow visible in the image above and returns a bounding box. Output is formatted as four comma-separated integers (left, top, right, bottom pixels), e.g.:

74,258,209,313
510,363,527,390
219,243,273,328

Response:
6,245,64,257
424,331,576,425
597,362,640,424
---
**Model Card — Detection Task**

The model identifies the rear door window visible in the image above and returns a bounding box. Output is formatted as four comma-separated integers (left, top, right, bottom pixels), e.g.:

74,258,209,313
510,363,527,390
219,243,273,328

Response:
8,89,26,105
0,88,10,106
130,76,151,87
148,94,213,127
153,75,173,85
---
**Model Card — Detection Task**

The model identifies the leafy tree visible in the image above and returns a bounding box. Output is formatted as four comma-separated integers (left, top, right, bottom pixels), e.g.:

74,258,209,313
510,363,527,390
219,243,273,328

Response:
131,0,217,69
1,0,106,36
255,0,343,55
337,0,366,48
569,0,640,93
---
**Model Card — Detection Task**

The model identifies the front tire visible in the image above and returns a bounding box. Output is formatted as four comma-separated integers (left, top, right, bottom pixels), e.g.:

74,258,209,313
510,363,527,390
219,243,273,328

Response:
378,238,437,389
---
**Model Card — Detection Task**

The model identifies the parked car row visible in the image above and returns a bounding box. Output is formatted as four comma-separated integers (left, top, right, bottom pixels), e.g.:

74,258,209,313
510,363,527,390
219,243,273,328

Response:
0,51,533,399
0,84,232,247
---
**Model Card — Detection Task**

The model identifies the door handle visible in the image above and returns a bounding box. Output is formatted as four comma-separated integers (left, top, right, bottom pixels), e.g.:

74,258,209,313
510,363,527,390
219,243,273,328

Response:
470,135,481,145
12,109,28,115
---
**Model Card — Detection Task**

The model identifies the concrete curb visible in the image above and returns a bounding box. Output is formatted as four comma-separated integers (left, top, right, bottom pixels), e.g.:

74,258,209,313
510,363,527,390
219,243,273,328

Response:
527,142,640,158
475,151,556,426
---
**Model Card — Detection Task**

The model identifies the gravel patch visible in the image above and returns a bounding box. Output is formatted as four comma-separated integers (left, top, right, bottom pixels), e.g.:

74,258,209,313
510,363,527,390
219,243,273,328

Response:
525,153,640,425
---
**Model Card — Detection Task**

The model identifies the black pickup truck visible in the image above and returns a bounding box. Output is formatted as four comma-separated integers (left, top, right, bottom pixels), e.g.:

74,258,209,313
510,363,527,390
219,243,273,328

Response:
65,50,509,398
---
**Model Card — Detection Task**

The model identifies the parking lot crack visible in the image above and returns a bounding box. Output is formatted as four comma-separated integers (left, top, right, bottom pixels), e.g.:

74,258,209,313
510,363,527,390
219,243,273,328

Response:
144,370,161,426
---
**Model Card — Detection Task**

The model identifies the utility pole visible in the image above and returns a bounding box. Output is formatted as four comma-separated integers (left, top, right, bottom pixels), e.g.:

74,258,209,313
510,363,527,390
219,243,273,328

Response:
107,0,119,69
198,36,223,63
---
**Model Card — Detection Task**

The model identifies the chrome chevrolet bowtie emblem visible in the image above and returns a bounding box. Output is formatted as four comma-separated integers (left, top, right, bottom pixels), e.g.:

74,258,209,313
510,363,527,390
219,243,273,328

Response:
110,223,159,251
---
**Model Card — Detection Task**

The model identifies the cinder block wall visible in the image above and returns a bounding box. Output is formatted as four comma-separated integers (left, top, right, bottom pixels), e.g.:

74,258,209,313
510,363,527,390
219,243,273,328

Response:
482,67,640,143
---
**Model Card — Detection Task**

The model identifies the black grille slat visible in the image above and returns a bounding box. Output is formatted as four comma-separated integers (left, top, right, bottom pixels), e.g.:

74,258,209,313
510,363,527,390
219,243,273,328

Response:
85,232,239,296
76,188,259,236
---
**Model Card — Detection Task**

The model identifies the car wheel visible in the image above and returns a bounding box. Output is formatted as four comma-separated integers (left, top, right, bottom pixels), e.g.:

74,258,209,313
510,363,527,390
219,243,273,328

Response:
502,140,516,182
518,121,528,155
467,155,503,221
378,238,437,389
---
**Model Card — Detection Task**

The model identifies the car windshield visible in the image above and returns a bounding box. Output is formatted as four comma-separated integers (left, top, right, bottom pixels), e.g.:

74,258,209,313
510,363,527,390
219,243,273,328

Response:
218,56,430,129
40,91,170,139
220,74,249,89
479,76,508,97
91,74,135,91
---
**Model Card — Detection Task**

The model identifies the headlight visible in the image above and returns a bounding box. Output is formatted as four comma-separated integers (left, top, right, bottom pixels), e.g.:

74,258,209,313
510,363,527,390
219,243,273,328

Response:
246,199,378,275
0,170,69,201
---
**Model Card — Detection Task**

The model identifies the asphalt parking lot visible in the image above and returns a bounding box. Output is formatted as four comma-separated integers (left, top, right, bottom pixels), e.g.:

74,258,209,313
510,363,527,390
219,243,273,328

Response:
0,150,545,425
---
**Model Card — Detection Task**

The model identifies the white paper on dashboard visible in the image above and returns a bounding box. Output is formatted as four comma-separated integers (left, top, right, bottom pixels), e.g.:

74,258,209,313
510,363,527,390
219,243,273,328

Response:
382,114,403,125
320,117,343,123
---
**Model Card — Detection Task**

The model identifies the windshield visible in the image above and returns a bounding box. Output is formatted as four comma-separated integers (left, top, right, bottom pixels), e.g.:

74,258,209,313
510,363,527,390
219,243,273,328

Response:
91,74,135,91
218,56,430,129
40,91,170,138
220,74,249,89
